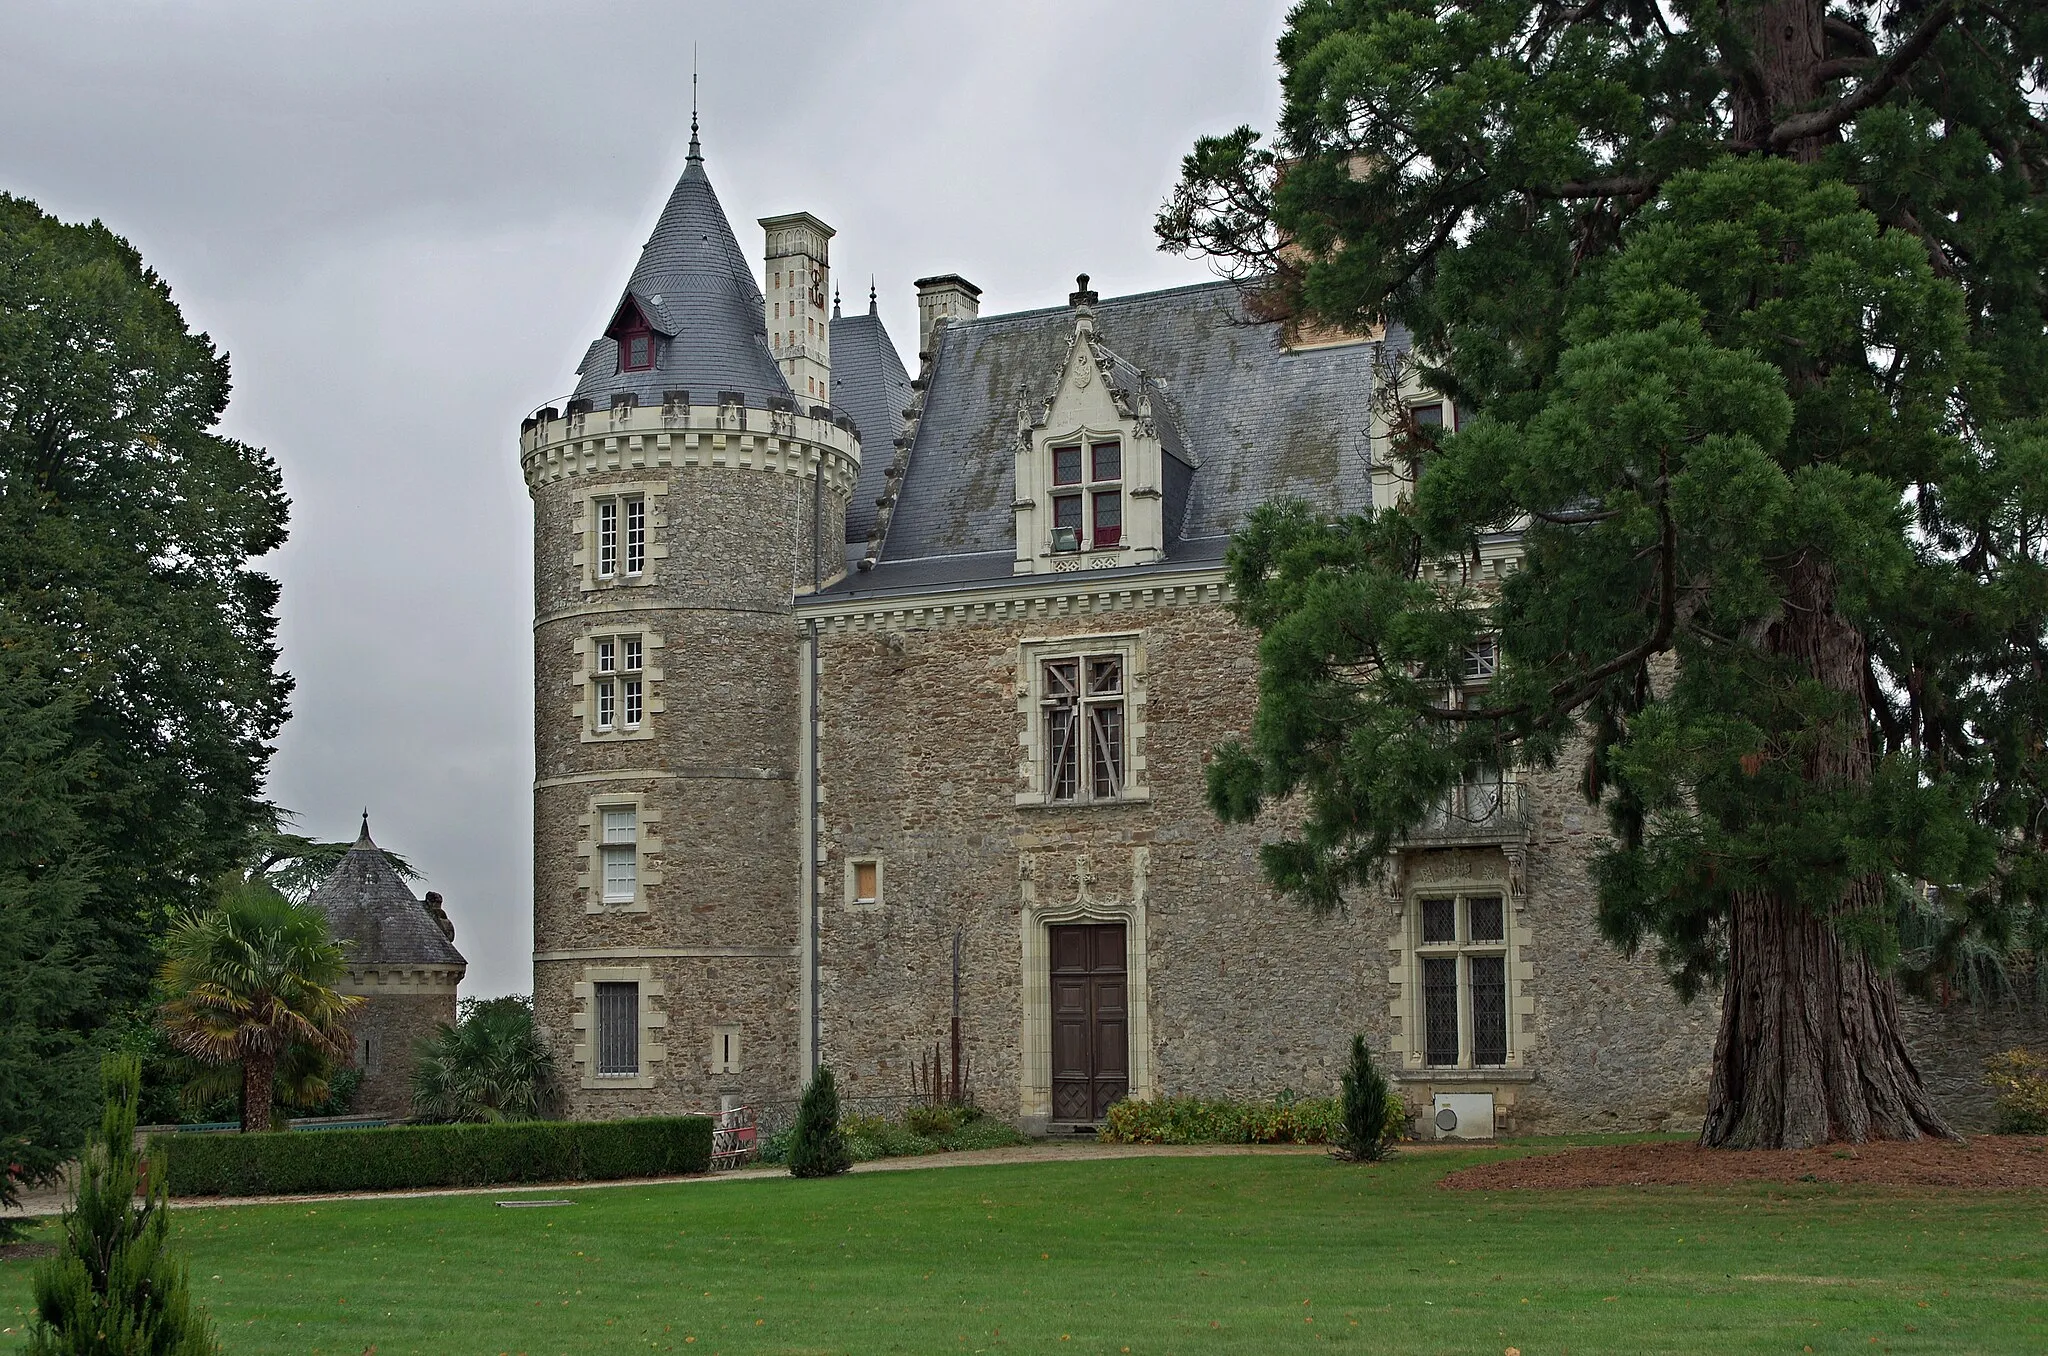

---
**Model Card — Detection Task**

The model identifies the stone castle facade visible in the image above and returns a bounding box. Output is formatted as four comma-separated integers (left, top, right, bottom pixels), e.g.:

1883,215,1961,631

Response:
521,125,2035,1135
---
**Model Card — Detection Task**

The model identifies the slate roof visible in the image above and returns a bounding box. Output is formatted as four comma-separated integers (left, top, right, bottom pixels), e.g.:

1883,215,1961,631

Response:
570,129,793,412
305,818,466,969
829,294,913,544
875,280,1385,571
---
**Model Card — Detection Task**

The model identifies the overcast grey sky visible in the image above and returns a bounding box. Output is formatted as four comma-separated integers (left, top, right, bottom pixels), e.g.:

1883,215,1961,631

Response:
1,0,1288,997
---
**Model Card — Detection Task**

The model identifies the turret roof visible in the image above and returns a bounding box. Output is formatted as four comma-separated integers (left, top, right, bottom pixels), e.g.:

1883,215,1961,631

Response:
304,816,466,969
570,131,792,412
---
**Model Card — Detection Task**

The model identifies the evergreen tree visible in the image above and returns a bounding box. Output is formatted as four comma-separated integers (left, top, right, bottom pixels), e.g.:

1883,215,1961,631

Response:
0,627,99,1239
1339,1035,1394,1162
787,1065,852,1178
1164,2,2048,1148
29,1053,218,1355
1,194,291,1177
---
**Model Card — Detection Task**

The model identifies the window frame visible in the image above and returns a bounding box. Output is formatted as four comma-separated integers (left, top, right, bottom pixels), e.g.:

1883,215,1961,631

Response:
577,630,660,744
1045,438,1124,553
1411,890,1512,1070
580,793,661,914
593,981,641,1075
572,965,665,1089
585,490,656,588
844,855,884,910
1017,633,1149,808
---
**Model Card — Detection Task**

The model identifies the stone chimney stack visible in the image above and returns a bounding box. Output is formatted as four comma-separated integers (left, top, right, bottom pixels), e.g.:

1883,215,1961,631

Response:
760,212,836,406
915,274,982,359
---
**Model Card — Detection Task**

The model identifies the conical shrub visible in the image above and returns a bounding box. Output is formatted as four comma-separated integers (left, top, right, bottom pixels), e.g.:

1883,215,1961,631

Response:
787,1065,852,1178
1339,1034,1394,1162
30,1053,218,1354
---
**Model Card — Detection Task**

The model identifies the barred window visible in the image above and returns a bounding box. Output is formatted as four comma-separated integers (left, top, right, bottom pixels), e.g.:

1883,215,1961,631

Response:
594,982,639,1075
1042,654,1126,802
1414,892,1509,1068
590,634,645,735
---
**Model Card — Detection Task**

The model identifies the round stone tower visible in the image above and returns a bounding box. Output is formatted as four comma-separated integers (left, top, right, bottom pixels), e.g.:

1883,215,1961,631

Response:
520,119,857,1118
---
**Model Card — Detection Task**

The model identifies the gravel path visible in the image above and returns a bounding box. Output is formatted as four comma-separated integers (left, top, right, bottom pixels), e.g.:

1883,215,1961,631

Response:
3,1141,1344,1220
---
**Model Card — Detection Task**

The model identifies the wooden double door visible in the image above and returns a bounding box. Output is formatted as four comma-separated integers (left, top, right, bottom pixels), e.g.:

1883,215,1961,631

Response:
1050,923,1129,1123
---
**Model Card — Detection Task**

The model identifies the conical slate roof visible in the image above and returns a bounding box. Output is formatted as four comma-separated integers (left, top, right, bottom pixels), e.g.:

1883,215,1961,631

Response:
305,817,466,969
570,126,792,411
830,286,913,544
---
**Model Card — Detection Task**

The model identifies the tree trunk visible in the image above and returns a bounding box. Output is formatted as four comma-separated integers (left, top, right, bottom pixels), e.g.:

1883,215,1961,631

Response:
1699,558,1955,1148
1726,0,1829,160
241,1053,274,1134
1702,880,1953,1147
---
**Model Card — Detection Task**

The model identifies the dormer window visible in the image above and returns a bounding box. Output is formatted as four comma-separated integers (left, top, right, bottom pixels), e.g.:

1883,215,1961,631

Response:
604,296,662,374
1049,440,1122,552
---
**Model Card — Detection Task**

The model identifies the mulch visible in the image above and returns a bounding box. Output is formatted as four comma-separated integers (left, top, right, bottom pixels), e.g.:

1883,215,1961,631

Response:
1439,1134,2048,1191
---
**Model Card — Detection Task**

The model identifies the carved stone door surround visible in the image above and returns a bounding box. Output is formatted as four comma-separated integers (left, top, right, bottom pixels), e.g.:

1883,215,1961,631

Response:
1017,847,1154,1132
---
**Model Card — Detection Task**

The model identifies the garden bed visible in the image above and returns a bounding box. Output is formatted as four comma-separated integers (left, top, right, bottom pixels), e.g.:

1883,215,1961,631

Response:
1439,1134,2048,1191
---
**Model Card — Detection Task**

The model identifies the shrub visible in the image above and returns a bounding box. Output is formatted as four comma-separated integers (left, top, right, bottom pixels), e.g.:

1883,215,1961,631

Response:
32,1054,219,1353
788,1066,852,1178
906,1103,971,1138
1985,1048,2048,1135
1101,1095,1354,1146
760,1103,1022,1166
411,995,561,1124
151,1115,711,1197
1339,1035,1395,1161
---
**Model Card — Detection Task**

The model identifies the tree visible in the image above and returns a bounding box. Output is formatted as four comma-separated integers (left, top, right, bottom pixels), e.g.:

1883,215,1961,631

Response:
0,626,99,1240
1165,1,2048,1148
411,995,561,1123
1,193,290,1178
1339,1035,1396,1161
158,880,359,1132
787,1065,852,1178
29,1053,218,1355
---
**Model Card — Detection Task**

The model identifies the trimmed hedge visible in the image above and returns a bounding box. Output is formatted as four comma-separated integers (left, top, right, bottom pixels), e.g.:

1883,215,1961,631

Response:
1100,1095,1407,1146
150,1116,713,1197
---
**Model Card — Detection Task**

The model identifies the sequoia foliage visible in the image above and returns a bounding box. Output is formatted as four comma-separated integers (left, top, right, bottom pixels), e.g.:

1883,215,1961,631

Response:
0,196,290,1189
1164,2,2048,1148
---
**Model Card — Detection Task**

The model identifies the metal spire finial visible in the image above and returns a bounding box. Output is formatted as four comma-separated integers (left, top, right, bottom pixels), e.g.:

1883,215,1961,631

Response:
357,808,372,845
869,276,878,315
688,47,702,162
832,284,841,318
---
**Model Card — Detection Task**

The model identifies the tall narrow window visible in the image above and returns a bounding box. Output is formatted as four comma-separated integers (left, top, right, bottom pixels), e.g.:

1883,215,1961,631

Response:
600,808,638,904
625,499,646,575
597,501,618,578
595,982,639,1075
1042,654,1127,803
1089,441,1122,548
622,636,643,729
1414,892,1510,1067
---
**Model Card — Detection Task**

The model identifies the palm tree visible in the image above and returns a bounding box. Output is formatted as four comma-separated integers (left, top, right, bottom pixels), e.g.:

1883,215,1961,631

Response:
411,996,560,1123
159,878,360,1132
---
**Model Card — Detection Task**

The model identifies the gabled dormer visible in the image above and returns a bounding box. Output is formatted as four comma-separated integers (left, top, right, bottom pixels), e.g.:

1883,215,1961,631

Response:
605,294,666,374
1011,277,1186,575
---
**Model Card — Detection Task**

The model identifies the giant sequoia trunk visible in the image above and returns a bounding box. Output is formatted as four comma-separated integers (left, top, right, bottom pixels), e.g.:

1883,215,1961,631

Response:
1698,560,1954,1148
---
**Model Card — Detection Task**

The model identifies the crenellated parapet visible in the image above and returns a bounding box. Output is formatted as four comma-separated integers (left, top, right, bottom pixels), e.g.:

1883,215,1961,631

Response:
520,397,860,497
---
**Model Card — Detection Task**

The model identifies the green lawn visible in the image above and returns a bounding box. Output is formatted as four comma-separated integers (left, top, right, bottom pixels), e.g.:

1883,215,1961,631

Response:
3,1147,2042,1354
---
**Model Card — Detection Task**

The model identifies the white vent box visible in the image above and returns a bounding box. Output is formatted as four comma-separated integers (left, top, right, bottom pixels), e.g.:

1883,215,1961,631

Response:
1431,1092,1496,1140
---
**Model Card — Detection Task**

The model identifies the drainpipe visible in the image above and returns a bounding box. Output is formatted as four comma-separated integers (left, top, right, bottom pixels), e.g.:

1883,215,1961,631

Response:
807,614,822,1078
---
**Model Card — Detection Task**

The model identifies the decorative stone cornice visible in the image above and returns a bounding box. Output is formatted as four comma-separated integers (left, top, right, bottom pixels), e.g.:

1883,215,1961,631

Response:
793,564,1229,636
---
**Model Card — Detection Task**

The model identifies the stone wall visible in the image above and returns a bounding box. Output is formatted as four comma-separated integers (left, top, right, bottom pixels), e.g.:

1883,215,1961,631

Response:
1899,996,2048,1131
529,453,841,1121
346,989,456,1119
809,595,1725,1135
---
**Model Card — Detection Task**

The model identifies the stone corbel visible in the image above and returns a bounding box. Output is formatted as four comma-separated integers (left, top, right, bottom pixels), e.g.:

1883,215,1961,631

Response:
1502,844,1528,907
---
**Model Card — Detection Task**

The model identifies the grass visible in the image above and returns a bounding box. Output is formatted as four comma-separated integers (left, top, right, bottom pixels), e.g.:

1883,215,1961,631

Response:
2,1146,2043,1354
